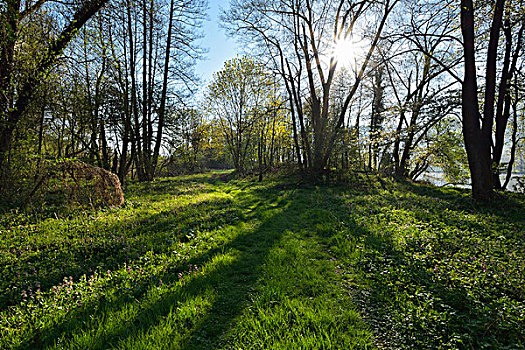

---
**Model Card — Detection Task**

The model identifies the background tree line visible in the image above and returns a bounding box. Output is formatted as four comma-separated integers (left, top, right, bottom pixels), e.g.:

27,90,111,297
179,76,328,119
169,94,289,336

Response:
0,0,206,206
221,0,525,200
1,0,524,206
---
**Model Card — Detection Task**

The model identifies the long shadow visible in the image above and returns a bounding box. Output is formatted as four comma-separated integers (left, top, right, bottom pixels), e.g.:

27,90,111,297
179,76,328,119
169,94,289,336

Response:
18,183,288,349
355,181,525,244
350,228,524,348
401,181,525,223
179,195,293,349
0,185,240,311
97,202,289,349
351,232,475,348
10,179,523,348
315,185,524,348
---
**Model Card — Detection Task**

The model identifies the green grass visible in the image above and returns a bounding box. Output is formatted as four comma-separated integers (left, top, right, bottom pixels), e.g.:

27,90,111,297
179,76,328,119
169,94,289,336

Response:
0,172,523,349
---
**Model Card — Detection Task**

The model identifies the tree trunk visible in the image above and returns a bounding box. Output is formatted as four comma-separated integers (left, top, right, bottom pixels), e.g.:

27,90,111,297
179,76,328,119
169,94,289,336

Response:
503,94,519,191
152,0,175,178
492,22,524,189
460,0,499,201
100,120,110,170
126,0,145,181
0,0,108,180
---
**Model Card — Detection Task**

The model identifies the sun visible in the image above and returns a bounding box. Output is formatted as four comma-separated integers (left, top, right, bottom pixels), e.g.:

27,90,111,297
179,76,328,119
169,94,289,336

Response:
330,36,368,69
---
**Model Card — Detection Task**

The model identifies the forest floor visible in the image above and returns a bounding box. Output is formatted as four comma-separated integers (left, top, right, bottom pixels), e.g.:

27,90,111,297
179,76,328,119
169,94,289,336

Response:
0,171,524,349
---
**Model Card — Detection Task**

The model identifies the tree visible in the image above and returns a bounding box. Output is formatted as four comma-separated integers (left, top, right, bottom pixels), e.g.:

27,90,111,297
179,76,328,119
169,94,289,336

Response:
224,0,399,176
380,0,462,180
460,0,525,200
0,0,109,183
166,107,210,173
206,56,278,176
111,0,205,181
50,0,206,182
368,61,386,171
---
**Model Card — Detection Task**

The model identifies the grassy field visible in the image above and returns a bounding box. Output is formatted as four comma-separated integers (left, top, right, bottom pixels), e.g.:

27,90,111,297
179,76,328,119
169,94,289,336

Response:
0,172,523,349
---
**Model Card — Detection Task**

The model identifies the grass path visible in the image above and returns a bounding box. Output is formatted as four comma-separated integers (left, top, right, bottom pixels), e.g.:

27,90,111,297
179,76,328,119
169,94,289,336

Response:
0,172,523,349
0,174,373,349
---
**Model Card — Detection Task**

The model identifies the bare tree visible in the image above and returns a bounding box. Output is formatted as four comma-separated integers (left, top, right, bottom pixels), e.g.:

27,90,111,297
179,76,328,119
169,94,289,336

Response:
383,1,462,180
459,0,520,200
224,0,399,176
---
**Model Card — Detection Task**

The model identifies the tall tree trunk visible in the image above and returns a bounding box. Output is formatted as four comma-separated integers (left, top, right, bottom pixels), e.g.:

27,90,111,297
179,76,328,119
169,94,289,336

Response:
281,64,302,168
393,112,405,179
100,120,110,170
117,13,132,183
126,0,144,180
493,22,524,189
140,0,148,180
145,0,155,180
37,103,46,167
0,0,20,180
460,0,502,201
152,0,175,177
503,94,519,191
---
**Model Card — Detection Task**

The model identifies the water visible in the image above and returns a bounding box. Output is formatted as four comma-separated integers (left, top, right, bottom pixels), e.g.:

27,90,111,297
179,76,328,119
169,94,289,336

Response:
420,172,524,193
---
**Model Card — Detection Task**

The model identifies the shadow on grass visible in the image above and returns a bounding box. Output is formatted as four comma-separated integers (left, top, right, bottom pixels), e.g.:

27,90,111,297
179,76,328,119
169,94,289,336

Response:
352,228,525,348
9,179,524,349
401,181,525,223
317,185,524,348
21,183,290,349
0,195,242,311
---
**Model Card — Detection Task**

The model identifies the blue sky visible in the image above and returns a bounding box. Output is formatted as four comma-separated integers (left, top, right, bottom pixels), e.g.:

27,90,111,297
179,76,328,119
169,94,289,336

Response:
194,0,240,86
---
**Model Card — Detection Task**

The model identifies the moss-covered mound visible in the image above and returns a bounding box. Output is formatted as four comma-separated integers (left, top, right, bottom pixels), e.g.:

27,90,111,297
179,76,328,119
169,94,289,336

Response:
25,161,124,209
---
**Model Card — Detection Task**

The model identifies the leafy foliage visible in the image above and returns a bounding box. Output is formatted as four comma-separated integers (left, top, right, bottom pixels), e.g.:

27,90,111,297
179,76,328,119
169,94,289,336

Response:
205,56,292,176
